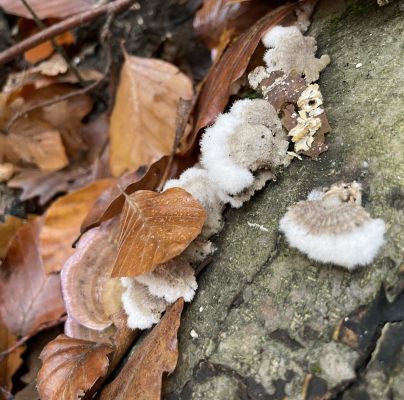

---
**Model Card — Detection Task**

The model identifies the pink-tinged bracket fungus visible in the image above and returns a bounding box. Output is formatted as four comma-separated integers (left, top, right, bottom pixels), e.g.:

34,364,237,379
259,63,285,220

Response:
279,182,385,270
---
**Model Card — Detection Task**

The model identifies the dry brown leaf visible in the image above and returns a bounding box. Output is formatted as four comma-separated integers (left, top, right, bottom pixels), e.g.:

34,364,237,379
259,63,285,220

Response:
40,179,114,274
194,0,276,50
0,215,25,259
186,2,297,152
0,0,97,19
2,118,68,171
37,334,113,400
0,218,65,337
0,318,24,394
7,166,94,205
61,217,119,330
112,188,206,277
99,299,184,400
109,54,193,177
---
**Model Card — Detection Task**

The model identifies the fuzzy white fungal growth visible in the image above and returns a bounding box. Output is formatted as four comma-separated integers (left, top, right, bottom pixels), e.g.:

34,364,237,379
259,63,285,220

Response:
135,260,197,303
200,99,288,198
279,182,385,270
164,166,224,236
121,278,167,330
262,26,330,83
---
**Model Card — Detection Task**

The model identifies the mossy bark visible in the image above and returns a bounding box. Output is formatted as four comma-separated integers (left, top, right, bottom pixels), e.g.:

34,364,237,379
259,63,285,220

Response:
164,1,404,399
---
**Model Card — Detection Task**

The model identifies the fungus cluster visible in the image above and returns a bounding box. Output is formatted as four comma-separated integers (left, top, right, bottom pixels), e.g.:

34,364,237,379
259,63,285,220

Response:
280,182,385,269
120,20,380,330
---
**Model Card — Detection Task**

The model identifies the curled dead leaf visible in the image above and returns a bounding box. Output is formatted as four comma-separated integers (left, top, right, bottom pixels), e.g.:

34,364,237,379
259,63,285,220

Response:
109,54,193,177
61,218,119,331
40,179,114,274
37,334,113,400
112,188,206,277
0,218,65,337
99,299,184,400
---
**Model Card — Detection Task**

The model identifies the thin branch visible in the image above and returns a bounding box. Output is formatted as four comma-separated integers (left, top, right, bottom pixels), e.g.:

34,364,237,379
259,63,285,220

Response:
5,14,114,133
0,0,137,66
0,315,67,361
19,0,85,85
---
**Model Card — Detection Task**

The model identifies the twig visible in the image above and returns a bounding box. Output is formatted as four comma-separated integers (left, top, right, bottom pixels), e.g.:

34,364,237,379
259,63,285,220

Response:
0,315,67,361
19,0,85,85
5,14,114,133
0,0,137,66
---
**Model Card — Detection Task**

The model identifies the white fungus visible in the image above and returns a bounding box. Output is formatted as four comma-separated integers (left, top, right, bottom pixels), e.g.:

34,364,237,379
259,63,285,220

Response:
262,26,330,83
200,98,288,200
121,278,167,330
135,259,197,303
279,182,385,270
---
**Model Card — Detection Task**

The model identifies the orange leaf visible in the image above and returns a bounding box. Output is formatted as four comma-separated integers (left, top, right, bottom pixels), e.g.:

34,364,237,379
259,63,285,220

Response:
109,54,193,177
0,0,97,19
40,179,114,274
99,299,184,400
24,31,75,64
37,334,113,400
112,188,206,277
0,218,65,337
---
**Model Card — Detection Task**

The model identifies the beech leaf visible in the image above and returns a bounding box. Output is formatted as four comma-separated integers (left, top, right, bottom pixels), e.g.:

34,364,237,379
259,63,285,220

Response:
61,218,119,331
0,218,65,337
108,54,193,177
112,188,206,277
99,299,184,400
37,334,113,400
40,179,114,274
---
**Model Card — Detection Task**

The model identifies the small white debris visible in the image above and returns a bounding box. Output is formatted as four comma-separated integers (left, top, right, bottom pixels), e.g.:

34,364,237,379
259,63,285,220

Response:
136,16,144,25
199,306,204,313
190,329,199,339
247,222,269,232
355,63,362,68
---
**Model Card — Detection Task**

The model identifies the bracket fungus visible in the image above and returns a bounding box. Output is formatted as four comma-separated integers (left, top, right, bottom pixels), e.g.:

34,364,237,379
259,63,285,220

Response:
279,182,385,270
